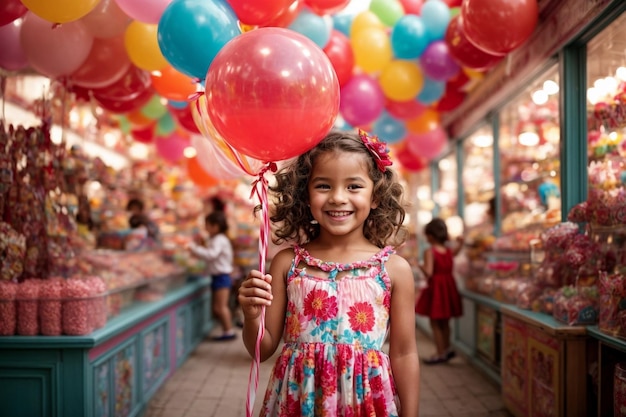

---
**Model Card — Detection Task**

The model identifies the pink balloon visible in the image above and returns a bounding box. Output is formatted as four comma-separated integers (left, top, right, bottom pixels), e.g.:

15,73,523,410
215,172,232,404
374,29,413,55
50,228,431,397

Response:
0,20,28,71
339,74,385,127
114,0,172,24
154,133,189,163
81,0,131,39
20,12,93,78
406,127,448,160
192,135,258,180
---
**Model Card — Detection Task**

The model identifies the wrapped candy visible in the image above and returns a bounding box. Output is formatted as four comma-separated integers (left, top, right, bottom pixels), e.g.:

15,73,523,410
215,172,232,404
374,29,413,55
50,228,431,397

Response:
599,271,626,339
553,285,598,326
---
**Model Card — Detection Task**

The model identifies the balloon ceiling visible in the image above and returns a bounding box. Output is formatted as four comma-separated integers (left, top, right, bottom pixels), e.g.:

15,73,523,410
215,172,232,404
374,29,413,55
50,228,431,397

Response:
0,0,539,184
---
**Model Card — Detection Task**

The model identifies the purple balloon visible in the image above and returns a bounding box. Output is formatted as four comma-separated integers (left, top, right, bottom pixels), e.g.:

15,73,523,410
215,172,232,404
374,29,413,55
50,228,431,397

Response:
0,20,28,71
420,40,460,81
339,74,385,127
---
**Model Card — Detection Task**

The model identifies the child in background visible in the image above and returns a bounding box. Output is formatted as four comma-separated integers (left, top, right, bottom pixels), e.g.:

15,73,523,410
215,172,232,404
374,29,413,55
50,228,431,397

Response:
415,218,464,364
188,211,236,341
238,130,420,416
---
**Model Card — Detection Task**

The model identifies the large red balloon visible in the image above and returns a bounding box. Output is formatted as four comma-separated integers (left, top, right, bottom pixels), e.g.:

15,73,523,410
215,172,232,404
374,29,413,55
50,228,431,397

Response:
462,0,538,56
205,27,340,162
226,0,294,26
323,30,354,87
444,16,502,71
0,0,27,26
70,36,131,88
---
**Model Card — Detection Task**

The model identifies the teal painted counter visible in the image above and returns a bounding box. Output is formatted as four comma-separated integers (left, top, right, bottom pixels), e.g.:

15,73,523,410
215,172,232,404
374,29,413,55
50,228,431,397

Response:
0,278,213,417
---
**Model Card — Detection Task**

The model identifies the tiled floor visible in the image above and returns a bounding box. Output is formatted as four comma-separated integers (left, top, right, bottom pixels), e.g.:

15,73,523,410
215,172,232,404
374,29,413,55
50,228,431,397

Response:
143,327,512,417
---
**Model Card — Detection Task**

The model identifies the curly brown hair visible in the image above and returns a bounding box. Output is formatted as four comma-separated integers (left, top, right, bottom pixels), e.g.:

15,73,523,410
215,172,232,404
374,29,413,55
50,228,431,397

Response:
268,130,407,248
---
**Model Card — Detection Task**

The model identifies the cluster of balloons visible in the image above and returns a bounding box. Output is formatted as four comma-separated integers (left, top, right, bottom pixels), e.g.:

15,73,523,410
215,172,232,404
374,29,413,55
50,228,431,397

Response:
0,0,539,181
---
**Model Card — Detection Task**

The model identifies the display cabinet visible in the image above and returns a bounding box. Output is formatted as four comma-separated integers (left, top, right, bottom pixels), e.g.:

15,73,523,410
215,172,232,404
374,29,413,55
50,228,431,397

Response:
500,306,588,417
0,278,212,417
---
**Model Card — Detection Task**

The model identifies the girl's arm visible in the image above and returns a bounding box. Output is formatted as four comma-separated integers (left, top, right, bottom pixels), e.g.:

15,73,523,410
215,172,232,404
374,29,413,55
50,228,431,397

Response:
387,254,420,417
452,236,465,257
188,234,225,261
239,248,291,362
419,248,434,278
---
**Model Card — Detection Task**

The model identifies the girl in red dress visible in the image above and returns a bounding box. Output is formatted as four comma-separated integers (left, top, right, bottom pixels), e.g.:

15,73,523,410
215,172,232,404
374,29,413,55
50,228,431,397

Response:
415,218,464,364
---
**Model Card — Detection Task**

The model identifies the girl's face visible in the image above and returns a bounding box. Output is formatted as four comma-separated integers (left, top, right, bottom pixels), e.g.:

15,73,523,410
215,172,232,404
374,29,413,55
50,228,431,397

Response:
205,222,219,236
307,151,377,239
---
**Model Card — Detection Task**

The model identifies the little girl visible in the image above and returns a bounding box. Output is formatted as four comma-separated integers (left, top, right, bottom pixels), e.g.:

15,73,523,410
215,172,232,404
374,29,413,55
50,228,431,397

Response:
188,211,236,341
415,218,464,364
239,130,420,416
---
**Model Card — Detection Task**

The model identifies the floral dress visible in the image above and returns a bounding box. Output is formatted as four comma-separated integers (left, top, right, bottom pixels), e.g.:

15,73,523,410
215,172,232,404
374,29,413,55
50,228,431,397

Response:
260,245,399,417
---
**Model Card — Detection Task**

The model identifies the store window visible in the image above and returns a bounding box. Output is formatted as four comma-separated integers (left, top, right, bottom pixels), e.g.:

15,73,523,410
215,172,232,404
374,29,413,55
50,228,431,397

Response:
463,125,494,232
586,12,626,216
498,66,561,245
434,150,458,220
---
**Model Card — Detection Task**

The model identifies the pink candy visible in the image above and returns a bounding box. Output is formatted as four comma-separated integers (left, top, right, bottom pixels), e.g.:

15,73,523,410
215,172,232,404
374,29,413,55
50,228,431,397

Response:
16,279,40,336
63,278,95,336
39,277,64,336
0,280,18,336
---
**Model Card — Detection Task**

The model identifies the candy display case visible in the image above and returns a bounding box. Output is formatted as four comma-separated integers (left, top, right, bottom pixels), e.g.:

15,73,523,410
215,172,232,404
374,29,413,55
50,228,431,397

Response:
501,306,589,417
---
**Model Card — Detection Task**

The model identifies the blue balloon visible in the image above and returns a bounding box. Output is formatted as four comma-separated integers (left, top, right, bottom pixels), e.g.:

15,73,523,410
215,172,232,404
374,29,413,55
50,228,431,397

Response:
373,112,407,144
158,0,240,80
168,100,188,109
417,78,445,104
332,14,353,37
421,0,450,41
288,9,332,49
390,15,429,59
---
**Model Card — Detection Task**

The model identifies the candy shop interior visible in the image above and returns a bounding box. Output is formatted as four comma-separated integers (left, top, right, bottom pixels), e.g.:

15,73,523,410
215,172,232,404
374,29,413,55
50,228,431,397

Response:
2,0,626,417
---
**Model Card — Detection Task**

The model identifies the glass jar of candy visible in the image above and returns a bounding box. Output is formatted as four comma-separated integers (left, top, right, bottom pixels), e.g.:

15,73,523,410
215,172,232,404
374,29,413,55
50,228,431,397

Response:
598,271,626,339
615,362,626,417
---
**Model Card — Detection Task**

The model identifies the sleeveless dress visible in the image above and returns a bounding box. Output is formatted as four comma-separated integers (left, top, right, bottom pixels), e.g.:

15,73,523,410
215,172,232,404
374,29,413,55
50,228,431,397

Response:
260,245,399,417
415,247,463,320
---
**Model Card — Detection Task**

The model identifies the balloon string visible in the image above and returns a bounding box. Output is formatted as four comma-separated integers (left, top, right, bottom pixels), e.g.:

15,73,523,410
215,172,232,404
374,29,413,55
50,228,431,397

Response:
246,164,274,417
192,97,259,176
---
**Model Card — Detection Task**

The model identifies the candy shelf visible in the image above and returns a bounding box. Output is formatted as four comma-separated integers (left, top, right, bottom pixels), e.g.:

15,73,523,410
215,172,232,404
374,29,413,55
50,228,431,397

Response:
587,326,626,417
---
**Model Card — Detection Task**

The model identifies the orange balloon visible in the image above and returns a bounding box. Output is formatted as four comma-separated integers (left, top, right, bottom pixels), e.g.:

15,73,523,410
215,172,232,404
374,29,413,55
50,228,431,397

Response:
125,108,153,127
406,109,441,134
151,65,197,101
187,156,219,188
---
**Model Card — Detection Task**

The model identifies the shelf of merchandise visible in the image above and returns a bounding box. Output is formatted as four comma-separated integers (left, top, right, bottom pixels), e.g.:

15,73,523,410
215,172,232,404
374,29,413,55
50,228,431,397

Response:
0,277,213,417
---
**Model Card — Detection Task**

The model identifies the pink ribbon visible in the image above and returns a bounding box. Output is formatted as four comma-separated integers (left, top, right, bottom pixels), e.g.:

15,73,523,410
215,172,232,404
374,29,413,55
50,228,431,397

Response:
246,163,275,417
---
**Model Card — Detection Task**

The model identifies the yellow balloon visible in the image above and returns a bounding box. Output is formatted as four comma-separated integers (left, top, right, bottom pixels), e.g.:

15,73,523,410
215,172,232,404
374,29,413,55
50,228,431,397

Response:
124,21,168,71
351,27,392,74
21,0,100,23
379,60,424,101
350,11,385,38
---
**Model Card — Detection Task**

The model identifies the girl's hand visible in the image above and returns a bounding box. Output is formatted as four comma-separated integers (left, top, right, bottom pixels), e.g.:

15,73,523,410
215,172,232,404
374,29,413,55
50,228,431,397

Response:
238,269,273,321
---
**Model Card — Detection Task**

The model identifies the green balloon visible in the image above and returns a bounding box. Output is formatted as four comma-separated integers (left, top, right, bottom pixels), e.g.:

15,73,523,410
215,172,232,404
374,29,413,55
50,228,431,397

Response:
156,112,176,136
140,96,168,120
117,116,131,134
369,0,404,27
450,7,460,18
